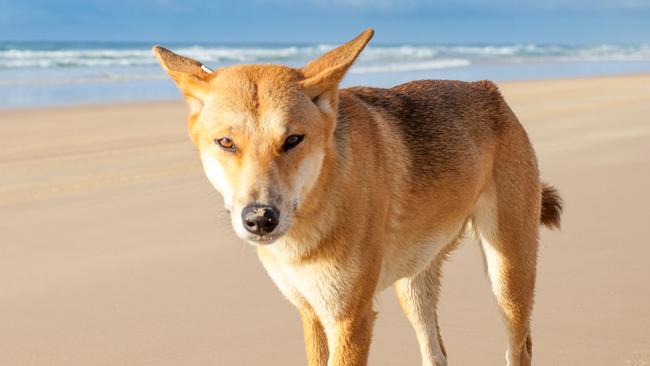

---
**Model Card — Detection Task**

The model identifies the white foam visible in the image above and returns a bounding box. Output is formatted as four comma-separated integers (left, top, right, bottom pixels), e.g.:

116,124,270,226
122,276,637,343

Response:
1,44,650,71
350,59,471,73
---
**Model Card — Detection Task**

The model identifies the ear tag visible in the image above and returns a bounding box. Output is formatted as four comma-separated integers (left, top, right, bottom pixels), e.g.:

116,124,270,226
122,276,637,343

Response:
201,64,213,74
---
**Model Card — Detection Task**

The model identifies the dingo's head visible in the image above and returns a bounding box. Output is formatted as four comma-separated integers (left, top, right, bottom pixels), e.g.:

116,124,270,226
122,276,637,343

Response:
154,29,373,244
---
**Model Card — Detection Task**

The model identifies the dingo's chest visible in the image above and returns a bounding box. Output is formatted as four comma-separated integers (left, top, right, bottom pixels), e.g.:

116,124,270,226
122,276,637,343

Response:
259,250,362,326
258,224,464,323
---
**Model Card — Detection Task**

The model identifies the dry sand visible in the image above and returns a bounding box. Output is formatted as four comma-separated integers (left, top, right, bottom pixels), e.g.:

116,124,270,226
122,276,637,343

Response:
1,74,649,365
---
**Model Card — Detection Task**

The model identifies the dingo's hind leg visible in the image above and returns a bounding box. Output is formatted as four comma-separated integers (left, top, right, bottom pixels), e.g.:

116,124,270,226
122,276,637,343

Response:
473,138,541,366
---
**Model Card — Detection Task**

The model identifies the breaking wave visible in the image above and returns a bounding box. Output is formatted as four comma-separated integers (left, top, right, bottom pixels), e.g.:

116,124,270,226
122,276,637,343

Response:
1,43,649,72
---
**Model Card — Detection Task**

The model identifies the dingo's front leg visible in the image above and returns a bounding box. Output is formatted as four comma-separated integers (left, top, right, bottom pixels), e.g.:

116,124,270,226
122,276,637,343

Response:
326,307,377,366
301,307,329,366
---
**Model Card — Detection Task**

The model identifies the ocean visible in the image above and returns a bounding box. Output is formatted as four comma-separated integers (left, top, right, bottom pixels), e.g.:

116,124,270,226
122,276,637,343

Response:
1,41,650,108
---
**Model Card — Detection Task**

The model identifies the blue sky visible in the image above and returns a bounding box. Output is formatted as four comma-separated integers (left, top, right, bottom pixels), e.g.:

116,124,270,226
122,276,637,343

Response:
1,0,649,43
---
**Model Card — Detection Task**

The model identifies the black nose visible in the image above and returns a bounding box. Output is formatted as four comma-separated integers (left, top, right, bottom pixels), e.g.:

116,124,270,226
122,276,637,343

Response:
241,205,280,235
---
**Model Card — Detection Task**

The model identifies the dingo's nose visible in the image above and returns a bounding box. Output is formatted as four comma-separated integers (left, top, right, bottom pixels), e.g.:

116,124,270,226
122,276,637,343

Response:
241,205,280,235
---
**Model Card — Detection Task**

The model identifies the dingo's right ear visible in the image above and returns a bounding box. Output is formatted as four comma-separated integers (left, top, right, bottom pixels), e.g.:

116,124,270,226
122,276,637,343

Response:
152,45,214,112
300,29,373,114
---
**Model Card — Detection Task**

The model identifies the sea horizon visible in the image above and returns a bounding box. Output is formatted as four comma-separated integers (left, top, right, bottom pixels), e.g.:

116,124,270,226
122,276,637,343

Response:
2,40,650,109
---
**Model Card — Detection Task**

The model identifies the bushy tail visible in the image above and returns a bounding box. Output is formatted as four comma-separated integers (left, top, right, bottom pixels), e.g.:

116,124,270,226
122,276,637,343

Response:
540,183,563,229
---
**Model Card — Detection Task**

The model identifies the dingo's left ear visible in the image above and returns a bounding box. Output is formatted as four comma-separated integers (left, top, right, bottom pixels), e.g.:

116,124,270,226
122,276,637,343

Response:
300,29,373,112
152,45,214,112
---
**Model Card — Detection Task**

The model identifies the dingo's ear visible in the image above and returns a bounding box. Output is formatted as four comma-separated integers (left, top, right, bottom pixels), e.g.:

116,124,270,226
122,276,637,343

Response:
152,45,214,112
300,29,373,113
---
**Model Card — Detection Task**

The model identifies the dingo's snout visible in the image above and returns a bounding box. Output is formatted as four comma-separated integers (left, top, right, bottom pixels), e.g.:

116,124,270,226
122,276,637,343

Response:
241,204,280,236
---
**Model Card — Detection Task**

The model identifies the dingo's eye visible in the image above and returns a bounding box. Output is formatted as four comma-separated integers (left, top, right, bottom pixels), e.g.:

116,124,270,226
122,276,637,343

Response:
215,137,236,152
283,135,304,152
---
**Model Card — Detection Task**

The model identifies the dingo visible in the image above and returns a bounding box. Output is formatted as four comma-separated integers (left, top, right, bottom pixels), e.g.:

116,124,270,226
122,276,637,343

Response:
153,29,562,366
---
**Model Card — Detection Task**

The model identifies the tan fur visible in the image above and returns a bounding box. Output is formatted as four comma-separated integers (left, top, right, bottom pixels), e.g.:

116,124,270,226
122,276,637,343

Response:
153,28,563,366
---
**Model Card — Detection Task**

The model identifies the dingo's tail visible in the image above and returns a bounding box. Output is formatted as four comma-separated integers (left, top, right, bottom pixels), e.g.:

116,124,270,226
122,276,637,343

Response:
540,183,563,229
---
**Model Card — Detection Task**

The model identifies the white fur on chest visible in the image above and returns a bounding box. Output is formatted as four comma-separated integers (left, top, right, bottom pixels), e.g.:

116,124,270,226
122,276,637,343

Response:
260,244,360,327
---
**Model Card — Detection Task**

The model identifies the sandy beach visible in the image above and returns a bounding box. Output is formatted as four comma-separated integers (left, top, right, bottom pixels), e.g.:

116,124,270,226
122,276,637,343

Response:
1,74,649,365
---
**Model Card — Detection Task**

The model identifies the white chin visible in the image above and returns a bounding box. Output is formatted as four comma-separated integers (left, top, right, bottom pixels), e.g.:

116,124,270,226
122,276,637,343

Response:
231,224,280,245
247,237,279,245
